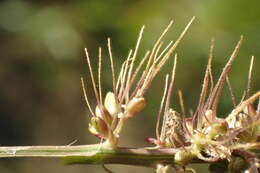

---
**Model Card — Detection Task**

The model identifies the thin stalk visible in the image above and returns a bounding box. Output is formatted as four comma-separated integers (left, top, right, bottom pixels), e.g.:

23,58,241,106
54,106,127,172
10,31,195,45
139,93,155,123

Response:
0,144,200,167
2,144,259,167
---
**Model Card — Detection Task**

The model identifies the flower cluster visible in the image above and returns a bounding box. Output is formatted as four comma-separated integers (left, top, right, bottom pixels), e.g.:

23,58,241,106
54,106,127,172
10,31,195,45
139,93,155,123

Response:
148,36,260,172
81,18,194,147
82,18,260,172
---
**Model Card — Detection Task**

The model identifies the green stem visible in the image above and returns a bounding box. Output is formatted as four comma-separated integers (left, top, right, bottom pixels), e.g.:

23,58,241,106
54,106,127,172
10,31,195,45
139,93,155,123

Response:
1,144,259,167
0,144,199,167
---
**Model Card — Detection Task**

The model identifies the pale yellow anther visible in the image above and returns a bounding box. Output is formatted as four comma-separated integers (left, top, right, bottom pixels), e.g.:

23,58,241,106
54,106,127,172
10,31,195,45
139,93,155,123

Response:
104,92,121,117
95,106,102,118
125,97,146,118
95,105,113,125
88,116,109,138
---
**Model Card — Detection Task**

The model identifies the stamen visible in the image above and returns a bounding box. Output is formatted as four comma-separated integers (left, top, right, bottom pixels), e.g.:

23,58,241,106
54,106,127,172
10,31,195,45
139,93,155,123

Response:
247,56,254,98
116,60,126,92
148,20,173,70
153,41,163,61
209,36,243,113
118,50,132,102
80,77,95,116
226,76,237,107
85,48,100,105
165,54,178,113
156,17,195,71
116,50,133,93
153,20,173,51
208,38,215,92
156,74,169,140
156,41,173,63
107,38,116,95
129,51,150,93
98,47,103,104
125,26,145,102
194,38,214,128
130,17,193,98
178,90,186,116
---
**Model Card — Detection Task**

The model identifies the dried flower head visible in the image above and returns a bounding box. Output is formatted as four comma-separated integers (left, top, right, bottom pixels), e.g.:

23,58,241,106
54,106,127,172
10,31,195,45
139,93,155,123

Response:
148,35,260,172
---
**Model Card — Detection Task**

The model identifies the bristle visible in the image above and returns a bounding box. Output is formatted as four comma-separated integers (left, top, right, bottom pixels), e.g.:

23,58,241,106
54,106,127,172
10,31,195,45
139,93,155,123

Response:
153,42,163,61
156,17,195,70
149,20,173,66
193,39,215,129
153,20,173,50
116,59,126,92
156,74,169,140
130,18,192,99
125,26,145,102
156,41,173,63
107,38,116,95
178,90,186,115
137,64,154,97
129,51,150,92
136,18,193,99
164,54,178,113
80,77,95,116
98,47,103,104
195,39,214,124
118,50,132,102
208,38,215,92
131,50,157,98
144,47,156,73
247,56,254,98
85,48,100,105
226,76,237,107
207,36,243,113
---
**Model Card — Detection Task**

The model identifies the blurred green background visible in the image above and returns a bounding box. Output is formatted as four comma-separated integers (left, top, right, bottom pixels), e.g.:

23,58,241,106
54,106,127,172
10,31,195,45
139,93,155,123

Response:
0,0,259,172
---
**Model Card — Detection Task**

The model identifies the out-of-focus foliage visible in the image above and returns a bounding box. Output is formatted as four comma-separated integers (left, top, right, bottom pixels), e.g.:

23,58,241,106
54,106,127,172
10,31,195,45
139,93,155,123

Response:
0,0,259,172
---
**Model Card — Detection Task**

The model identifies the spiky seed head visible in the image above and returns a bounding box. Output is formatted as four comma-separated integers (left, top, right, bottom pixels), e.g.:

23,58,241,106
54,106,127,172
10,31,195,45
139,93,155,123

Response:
125,97,146,118
104,92,121,117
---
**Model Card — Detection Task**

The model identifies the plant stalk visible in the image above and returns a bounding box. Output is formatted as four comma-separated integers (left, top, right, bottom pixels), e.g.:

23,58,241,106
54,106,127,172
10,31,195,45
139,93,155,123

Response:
1,144,259,168
0,144,200,167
